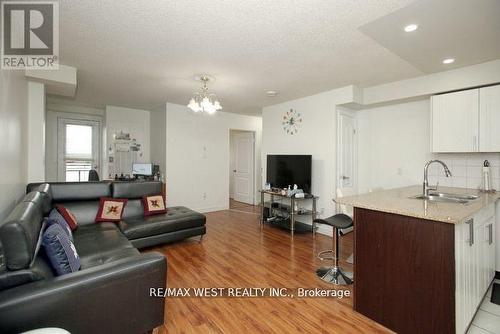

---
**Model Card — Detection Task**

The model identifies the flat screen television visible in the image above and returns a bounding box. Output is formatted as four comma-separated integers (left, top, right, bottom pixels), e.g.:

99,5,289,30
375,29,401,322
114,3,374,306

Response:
132,163,153,176
266,155,312,193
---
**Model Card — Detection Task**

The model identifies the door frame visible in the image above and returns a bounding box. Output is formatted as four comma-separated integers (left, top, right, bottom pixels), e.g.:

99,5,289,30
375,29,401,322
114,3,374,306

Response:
229,129,256,206
336,108,358,194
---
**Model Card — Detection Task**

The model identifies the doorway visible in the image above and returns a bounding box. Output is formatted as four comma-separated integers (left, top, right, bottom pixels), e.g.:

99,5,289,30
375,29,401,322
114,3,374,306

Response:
229,130,255,209
57,118,101,182
336,108,357,236
336,108,358,195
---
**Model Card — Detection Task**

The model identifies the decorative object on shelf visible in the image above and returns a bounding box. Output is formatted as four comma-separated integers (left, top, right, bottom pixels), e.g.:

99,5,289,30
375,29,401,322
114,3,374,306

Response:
187,75,222,114
282,108,302,135
114,131,131,140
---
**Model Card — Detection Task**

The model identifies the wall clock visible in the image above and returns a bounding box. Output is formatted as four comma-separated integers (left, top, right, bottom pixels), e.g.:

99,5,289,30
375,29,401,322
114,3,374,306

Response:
282,109,302,135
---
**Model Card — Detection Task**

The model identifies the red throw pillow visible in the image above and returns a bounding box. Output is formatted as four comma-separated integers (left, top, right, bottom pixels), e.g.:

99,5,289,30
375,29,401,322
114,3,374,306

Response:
142,194,167,216
95,198,128,223
56,205,79,231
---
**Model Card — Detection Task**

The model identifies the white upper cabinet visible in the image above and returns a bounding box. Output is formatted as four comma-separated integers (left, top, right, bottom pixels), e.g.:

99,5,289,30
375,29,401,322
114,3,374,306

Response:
479,85,500,152
431,85,500,153
431,89,479,152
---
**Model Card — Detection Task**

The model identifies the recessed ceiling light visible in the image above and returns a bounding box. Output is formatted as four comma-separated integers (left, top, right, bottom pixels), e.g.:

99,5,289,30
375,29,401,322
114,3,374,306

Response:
404,24,418,32
266,90,278,97
442,58,455,64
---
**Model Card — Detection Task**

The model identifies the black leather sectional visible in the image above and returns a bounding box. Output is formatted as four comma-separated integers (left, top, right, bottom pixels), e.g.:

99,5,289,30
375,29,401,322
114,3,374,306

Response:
0,181,207,334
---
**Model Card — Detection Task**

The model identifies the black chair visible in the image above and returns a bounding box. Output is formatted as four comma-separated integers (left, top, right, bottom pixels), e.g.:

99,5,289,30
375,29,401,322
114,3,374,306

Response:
313,214,353,285
88,169,100,181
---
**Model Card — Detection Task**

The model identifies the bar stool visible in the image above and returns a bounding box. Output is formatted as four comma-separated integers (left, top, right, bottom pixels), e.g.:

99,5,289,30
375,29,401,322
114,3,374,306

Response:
314,214,353,285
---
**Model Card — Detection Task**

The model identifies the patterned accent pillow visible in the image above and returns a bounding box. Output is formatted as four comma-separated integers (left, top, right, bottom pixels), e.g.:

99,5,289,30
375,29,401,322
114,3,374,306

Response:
48,209,73,241
142,194,167,216
42,224,80,275
95,198,128,223
56,205,78,230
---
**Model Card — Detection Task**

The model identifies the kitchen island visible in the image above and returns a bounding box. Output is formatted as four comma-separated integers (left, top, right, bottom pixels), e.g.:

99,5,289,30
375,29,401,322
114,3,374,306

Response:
337,186,500,334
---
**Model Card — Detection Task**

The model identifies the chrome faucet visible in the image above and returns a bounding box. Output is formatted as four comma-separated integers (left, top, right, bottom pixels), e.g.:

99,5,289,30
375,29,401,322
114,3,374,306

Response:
423,160,452,197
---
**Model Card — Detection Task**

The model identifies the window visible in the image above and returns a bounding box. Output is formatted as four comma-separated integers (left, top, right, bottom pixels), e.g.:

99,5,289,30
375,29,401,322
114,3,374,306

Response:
64,124,93,181
65,124,92,159
64,124,93,182
57,118,100,182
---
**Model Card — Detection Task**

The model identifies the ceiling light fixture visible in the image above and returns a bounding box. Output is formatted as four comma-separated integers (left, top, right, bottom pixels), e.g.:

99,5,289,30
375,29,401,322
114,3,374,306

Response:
187,75,222,114
442,58,455,64
404,24,418,32
266,90,278,97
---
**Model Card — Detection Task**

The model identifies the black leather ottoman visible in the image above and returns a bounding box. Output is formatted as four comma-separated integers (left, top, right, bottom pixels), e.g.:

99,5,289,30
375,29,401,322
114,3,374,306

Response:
118,206,206,249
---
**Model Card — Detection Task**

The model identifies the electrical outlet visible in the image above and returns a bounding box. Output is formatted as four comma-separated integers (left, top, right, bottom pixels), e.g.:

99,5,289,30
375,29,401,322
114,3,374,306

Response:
397,168,403,176
203,192,207,200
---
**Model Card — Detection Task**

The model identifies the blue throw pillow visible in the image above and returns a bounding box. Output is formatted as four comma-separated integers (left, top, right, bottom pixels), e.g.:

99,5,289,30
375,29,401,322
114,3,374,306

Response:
42,224,80,275
48,209,73,241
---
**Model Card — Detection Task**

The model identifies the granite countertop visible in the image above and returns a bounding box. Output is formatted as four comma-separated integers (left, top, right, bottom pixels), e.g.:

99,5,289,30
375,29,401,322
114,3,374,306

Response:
336,185,500,224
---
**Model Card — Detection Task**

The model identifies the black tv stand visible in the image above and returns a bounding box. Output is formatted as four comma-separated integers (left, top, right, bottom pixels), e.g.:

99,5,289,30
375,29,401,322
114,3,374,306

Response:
259,189,318,236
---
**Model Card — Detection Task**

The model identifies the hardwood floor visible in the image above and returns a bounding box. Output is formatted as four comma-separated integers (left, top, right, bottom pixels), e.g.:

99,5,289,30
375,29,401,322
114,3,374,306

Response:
148,205,391,333
229,198,261,214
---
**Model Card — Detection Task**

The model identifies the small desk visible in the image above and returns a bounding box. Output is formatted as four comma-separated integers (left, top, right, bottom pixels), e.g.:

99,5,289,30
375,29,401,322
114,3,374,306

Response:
260,189,318,235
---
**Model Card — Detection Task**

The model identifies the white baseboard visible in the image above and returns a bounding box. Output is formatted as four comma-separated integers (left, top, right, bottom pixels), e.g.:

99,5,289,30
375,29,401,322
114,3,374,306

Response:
197,206,229,213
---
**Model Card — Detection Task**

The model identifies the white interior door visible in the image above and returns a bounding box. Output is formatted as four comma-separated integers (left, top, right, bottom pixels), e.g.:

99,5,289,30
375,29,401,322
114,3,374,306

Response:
232,132,254,204
337,110,357,194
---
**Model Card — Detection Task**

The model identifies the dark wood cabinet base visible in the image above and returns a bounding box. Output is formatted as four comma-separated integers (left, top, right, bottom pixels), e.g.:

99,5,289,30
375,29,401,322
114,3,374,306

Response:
354,208,455,334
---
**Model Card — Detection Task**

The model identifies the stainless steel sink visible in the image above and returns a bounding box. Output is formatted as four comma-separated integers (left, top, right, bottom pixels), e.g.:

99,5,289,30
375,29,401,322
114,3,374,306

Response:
429,192,478,201
411,192,479,204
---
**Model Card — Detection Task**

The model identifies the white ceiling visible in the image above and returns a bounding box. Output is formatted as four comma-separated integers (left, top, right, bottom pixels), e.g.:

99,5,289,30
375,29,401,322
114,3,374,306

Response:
55,0,499,115
360,0,500,73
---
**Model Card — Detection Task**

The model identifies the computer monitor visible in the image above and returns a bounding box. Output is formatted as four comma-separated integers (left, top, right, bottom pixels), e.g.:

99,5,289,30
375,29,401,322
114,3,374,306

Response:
132,163,153,176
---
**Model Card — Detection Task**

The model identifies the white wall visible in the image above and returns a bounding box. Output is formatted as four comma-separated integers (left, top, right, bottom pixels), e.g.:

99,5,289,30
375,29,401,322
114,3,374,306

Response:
150,106,166,175
25,64,77,97
105,105,151,178
0,71,28,220
262,88,354,225
357,99,434,193
165,103,262,212
357,99,500,193
362,59,500,105
46,101,104,116
27,81,46,183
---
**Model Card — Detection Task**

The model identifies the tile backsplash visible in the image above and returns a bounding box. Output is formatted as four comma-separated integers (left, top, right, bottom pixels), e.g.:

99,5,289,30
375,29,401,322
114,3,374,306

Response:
428,153,500,191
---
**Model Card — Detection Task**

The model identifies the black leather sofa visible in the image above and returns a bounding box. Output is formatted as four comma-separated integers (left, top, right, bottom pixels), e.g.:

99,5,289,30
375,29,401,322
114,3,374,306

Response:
0,181,207,334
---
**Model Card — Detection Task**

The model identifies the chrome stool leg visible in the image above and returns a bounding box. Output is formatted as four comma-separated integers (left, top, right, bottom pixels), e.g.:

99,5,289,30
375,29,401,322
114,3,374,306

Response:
316,226,353,285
